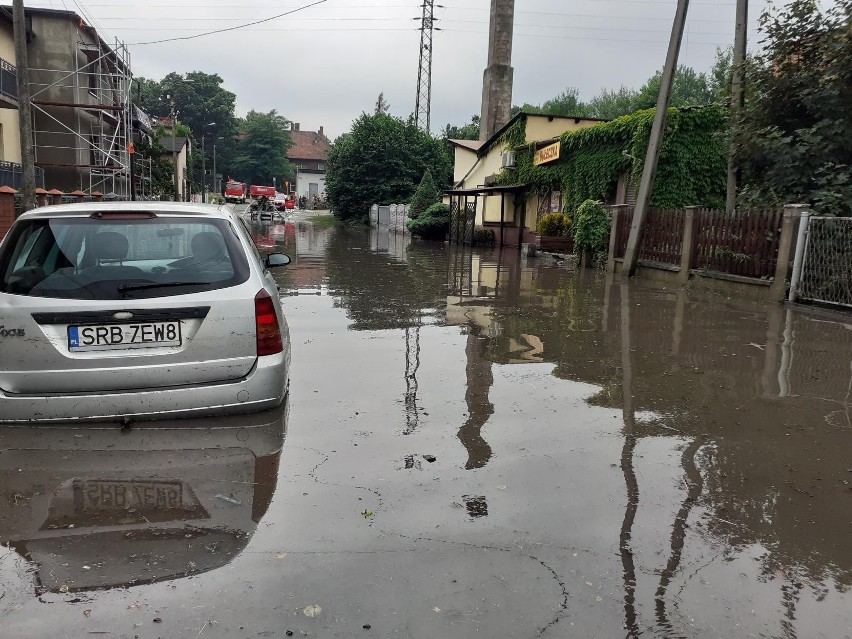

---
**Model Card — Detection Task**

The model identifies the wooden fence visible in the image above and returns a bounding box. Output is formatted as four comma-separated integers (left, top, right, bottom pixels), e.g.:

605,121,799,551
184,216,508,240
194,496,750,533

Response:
608,204,806,302
692,207,784,279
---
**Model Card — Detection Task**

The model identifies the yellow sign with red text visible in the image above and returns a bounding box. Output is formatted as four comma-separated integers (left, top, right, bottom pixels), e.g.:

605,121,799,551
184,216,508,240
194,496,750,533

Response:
533,141,561,166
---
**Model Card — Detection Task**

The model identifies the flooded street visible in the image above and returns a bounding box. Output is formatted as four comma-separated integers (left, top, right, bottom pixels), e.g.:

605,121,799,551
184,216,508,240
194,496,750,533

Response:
0,212,850,638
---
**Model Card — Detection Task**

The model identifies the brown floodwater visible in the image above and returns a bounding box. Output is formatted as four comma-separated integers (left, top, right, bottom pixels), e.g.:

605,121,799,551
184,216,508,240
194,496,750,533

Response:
0,213,848,638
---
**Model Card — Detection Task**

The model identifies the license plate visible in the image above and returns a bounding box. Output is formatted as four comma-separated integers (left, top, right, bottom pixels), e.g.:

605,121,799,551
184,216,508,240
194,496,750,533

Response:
68,321,182,351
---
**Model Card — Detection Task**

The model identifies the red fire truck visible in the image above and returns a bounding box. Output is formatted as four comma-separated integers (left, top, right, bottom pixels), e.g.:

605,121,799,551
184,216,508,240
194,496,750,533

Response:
224,180,247,204
249,185,276,199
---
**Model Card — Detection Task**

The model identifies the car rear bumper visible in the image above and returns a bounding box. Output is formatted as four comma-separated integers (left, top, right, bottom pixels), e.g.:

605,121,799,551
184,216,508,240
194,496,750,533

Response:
0,352,288,424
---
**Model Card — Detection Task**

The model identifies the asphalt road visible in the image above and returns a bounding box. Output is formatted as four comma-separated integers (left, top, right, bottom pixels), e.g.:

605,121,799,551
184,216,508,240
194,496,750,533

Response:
0,213,849,638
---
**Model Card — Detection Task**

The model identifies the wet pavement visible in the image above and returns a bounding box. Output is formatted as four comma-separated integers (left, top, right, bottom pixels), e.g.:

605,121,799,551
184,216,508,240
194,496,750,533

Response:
0,209,850,638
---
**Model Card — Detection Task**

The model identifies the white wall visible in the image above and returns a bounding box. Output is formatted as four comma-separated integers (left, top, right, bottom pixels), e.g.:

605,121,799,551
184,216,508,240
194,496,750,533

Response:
296,172,326,198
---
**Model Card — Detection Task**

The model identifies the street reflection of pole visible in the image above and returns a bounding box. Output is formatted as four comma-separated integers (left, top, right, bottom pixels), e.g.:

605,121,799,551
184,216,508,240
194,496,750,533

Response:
619,282,641,638
458,324,494,469
403,325,422,435
780,579,803,639
778,309,795,398
654,437,704,633
761,302,783,397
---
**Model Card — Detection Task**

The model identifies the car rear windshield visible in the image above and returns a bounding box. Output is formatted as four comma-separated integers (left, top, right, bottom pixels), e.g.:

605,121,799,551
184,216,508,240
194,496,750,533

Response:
0,216,250,299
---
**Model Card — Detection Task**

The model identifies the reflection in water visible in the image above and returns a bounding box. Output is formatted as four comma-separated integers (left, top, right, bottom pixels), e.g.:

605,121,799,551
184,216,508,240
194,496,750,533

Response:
463,495,489,519
403,326,422,435
618,283,641,638
277,220,852,635
0,405,286,595
458,325,494,470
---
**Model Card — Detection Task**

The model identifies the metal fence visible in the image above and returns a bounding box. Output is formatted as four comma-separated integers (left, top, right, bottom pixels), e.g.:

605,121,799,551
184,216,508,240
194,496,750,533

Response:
790,215,852,308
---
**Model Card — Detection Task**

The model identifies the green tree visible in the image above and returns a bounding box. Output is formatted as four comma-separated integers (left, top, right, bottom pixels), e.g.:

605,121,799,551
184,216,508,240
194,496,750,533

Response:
231,110,293,186
443,115,480,140
708,47,734,101
734,0,852,215
631,65,716,111
586,86,638,119
375,92,390,115
408,169,440,219
326,112,452,222
539,87,592,117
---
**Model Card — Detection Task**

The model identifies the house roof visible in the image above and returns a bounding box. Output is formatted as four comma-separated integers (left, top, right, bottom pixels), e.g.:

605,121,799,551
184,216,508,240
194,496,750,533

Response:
288,129,331,162
447,139,485,152
160,136,188,153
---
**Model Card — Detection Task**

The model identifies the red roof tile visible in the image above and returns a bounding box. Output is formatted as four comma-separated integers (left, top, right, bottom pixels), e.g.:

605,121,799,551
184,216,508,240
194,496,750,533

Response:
288,130,331,162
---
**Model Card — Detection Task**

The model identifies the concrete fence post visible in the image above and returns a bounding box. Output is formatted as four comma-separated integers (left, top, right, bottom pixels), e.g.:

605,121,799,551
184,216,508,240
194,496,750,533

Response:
606,205,628,273
678,206,702,284
0,186,18,238
91,191,104,202
70,189,86,203
35,187,48,208
47,189,63,205
771,204,809,302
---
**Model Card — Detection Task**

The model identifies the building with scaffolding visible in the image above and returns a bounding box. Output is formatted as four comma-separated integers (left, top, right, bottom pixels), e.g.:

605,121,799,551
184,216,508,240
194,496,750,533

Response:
14,7,149,198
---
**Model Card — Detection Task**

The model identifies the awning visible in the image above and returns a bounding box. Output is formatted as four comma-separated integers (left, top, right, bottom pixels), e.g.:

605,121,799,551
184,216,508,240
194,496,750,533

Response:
444,185,525,196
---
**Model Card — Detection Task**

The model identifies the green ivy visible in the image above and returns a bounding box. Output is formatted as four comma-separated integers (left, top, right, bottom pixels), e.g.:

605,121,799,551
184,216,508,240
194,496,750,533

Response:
497,106,727,211
573,200,610,252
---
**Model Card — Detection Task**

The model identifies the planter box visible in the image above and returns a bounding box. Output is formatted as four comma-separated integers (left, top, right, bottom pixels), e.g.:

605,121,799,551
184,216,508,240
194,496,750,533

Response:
539,236,575,252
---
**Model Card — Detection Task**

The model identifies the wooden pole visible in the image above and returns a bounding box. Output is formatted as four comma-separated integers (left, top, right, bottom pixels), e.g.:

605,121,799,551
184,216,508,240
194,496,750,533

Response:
13,0,36,211
726,0,749,213
622,0,691,276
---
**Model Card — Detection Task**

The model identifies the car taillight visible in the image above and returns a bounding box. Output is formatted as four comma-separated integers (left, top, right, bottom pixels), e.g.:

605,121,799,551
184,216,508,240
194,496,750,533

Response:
255,289,283,356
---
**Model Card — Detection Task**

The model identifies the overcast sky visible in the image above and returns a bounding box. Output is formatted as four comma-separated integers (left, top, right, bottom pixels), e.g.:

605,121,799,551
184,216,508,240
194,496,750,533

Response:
26,0,768,138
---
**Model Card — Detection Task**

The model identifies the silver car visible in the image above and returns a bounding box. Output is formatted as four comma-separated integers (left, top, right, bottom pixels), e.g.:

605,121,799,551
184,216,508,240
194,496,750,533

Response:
0,201,291,424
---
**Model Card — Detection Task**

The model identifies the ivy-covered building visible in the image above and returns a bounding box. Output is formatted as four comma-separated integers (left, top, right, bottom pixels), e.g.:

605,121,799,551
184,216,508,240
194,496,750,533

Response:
447,106,727,248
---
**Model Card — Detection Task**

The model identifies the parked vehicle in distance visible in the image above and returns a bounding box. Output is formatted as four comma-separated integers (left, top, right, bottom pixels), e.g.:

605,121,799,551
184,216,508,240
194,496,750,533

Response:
273,192,288,211
0,202,293,424
224,180,247,204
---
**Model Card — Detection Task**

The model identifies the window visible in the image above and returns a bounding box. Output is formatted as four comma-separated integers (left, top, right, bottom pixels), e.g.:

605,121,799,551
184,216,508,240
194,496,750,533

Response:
0,217,250,300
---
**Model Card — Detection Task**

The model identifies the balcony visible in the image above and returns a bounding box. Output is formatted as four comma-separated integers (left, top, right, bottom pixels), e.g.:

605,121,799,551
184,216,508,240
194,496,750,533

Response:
0,58,17,109
0,161,45,190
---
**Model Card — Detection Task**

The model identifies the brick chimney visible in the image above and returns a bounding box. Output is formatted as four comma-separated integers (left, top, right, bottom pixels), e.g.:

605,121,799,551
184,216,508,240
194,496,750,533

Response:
319,126,324,137
479,0,515,141
293,123,300,131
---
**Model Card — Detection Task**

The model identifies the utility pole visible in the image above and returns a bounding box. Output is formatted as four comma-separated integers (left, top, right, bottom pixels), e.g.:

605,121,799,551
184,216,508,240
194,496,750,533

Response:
13,0,36,211
725,0,748,213
621,0,691,276
414,0,436,132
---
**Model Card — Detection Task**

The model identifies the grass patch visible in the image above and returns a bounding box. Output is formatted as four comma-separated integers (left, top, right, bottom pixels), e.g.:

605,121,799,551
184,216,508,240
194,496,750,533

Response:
307,214,342,228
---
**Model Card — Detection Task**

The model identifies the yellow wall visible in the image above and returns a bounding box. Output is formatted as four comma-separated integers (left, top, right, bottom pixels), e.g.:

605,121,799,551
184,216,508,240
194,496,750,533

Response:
525,114,600,142
0,110,22,163
0,23,14,63
453,146,478,184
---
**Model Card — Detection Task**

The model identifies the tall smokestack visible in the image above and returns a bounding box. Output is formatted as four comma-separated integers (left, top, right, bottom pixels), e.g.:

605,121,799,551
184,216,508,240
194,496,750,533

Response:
479,0,515,141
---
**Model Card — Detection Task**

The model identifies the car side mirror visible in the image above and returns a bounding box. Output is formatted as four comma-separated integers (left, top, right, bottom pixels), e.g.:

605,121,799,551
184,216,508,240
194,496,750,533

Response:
265,253,291,268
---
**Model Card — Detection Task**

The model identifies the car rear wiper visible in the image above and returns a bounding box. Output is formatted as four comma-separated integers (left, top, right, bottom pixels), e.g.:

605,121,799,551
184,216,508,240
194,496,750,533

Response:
118,281,211,293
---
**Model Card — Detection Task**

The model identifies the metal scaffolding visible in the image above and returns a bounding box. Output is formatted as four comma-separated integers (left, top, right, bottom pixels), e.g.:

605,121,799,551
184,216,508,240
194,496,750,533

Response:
29,24,133,197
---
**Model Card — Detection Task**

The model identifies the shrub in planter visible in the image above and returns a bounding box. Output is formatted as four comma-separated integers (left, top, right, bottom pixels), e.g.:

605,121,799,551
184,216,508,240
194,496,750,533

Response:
573,199,610,254
408,202,450,240
473,228,495,246
536,212,572,237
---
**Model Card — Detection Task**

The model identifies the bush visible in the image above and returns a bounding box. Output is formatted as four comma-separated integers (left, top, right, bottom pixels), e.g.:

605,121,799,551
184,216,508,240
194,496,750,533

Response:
408,202,450,240
573,200,610,253
537,212,572,237
473,228,495,246
408,169,440,220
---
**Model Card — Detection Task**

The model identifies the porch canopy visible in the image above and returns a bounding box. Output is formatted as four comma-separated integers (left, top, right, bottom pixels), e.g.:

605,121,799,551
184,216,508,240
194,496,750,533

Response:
444,185,526,247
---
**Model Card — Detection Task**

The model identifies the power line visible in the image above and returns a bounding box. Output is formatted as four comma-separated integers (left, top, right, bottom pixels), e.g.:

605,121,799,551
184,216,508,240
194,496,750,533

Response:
127,0,327,45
